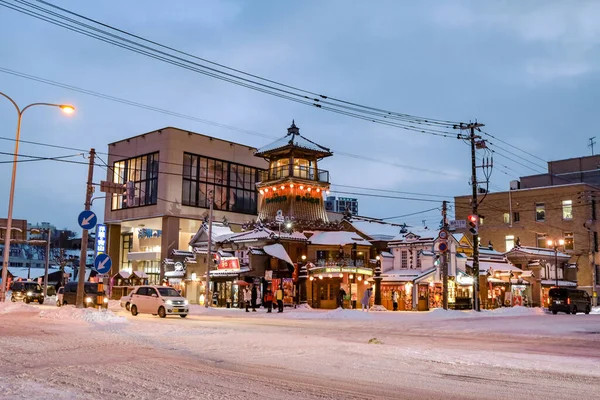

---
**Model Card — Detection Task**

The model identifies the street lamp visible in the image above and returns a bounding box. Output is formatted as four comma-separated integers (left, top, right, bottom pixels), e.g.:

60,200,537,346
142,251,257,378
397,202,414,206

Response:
0,92,74,302
547,238,565,288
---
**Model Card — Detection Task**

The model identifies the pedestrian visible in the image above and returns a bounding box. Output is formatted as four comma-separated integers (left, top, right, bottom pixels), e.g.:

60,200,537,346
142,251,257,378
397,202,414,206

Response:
265,289,274,313
251,284,258,312
276,285,284,313
392,290,398,311
361,288,371,312
338,287,346,309
243,285,252,312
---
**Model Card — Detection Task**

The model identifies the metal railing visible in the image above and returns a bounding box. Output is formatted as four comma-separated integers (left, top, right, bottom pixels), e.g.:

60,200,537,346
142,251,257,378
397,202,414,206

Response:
259,165,329,183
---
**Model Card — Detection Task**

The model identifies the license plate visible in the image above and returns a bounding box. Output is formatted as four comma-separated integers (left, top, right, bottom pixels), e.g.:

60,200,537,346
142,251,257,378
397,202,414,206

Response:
172,308,180,313
554,300,562,304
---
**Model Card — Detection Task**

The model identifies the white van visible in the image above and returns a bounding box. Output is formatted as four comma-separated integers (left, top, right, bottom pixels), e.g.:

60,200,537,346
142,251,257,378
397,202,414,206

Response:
129,286,189,318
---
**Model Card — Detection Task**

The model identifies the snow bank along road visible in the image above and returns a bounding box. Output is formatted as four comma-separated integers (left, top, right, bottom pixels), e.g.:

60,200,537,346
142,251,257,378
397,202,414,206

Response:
1,303,599,400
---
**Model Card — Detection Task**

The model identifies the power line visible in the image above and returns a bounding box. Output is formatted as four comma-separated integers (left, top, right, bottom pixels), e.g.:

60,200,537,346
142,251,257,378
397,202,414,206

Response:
381,207,440,220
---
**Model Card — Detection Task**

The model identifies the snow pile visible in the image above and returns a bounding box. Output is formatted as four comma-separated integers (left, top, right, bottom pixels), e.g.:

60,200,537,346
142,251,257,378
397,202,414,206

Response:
39,306,128,324
426,308,474,319
45,295,57,303
591,306,600,315
370,305,388,312
483,306,545,317
0,302,40,314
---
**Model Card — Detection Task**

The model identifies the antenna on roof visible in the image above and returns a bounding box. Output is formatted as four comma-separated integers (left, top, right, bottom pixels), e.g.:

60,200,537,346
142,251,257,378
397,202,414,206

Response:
589,137,596,155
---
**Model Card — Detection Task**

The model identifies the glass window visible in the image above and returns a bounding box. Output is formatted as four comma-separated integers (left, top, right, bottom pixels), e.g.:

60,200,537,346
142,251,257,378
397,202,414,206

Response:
536,203,545,222
536,234,547,248
182,153,262,215
513,212,520,223
562,200,573,220
503,213,510,224
111,152,159,210
505,235,515,252
564,232,574,250
401,251,408,268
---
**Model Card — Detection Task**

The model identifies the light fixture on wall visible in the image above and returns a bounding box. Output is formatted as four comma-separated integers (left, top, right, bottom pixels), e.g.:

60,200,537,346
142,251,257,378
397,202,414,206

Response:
299,185,304,190
290,184,294,188
280,185,285,190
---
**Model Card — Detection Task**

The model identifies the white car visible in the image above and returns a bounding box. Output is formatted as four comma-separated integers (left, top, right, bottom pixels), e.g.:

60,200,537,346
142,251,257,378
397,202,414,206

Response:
56,287,64,307
119,289,135,311
129,285,189,318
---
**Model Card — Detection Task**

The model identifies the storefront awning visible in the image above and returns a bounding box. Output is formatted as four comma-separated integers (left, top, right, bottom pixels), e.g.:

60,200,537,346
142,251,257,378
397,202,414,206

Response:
209,267,250,277
165,271,184,278
171,250,194,257
263,243,293,267
127,251,161,261
414,268,436,284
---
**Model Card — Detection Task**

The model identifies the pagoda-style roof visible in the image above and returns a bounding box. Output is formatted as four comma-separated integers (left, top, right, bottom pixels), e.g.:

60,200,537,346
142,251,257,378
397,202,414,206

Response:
255,121,333,159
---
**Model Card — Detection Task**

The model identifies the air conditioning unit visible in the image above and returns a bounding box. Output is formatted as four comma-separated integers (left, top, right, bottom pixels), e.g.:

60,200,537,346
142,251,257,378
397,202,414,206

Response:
510,180,520,190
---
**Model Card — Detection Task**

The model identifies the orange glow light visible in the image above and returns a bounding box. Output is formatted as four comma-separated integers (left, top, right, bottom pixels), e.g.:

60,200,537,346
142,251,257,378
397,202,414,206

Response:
281,185,285,190
299,185,304,190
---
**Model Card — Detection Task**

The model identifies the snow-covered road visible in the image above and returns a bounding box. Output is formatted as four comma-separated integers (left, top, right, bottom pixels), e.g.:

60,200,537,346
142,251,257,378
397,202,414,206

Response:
1,303,599,399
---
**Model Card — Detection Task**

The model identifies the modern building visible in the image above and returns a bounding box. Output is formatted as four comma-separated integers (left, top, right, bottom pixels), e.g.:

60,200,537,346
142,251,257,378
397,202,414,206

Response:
455,154,600,305
325,196,358,215
102,127,268,291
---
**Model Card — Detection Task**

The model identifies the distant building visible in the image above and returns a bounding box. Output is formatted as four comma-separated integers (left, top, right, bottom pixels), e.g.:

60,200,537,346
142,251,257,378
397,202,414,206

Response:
325,196,358,215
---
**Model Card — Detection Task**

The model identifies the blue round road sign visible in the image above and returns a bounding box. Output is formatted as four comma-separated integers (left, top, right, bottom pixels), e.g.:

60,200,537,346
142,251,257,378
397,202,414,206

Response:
94,253,112,274
438,241,449,253
78,210,97,230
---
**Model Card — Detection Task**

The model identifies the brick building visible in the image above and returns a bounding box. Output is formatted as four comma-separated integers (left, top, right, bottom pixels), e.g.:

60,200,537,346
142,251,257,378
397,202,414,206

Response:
455,154,600,305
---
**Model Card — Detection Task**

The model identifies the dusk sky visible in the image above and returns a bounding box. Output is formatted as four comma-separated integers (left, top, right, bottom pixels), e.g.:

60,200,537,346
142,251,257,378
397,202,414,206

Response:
1,0,599,232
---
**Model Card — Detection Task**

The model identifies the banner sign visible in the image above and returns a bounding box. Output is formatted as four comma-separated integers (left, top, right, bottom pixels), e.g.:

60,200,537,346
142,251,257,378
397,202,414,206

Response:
217,257,240,270
95,224,107,257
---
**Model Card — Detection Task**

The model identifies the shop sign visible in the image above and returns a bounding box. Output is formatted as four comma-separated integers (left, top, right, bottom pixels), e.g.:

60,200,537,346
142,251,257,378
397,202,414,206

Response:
351,283,358,301
95,224,106,257
265,270,273,281
325,267,341,273
457,274,474,285
218,257,240,270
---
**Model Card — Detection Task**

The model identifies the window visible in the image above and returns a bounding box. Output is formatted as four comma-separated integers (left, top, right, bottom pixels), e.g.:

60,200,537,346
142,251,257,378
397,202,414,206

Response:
121,233,132,272
513,212,520,223
144,261,160,285
401,250,408,268
479,217,484,225
564,232,574,250
503,213,510,224
562,200,573,220
505,235,515,252
111,152,159,210
136,287,148,296
535,203,545,222
537,233,547,248
416,252,421,269
182,153,261,215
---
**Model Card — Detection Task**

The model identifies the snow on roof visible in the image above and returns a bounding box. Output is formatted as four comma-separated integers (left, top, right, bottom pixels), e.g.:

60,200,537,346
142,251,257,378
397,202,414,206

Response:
541,280,577,287
263,243,294,266
189,223,236,246
255,123,332,156
380,251,393,258
381,269,420,282
224,228,307,243
478,247,505,257
466,259,522,273
8,267,49,280
347,220,401,241
506,246,570,259
308,231,371,246
390,227,436,242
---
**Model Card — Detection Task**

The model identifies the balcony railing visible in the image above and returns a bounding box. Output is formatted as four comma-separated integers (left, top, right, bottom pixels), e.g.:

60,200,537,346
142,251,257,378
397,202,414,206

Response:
259,165,329,183
315,258,365,268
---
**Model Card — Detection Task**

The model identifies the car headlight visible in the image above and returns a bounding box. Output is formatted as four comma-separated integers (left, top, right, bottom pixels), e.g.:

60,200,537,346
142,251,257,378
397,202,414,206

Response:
103,298,108,303
184,300,189,305
85,297,92,303
27,292,33,296
165,299,173,305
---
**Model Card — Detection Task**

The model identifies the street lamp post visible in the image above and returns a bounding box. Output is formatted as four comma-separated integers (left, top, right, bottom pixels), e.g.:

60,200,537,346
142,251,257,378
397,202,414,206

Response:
374,255,382,306
0,92,74,302
547,238,565,288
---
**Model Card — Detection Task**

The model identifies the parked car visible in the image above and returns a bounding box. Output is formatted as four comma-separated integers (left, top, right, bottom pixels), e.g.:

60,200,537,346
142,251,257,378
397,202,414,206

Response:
56,287,64,307
119,289,136,311
10,281,44,304
548,288,591,315
61,282,108,309
129,286,189,318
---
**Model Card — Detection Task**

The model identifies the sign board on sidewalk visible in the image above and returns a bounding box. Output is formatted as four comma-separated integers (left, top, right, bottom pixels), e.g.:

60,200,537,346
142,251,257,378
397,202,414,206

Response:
449,220,466,230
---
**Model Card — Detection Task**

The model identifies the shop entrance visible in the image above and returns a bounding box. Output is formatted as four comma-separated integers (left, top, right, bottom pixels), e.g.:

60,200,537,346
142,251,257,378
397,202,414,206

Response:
212,280,240,308
317,280,340,309
417,284,429,311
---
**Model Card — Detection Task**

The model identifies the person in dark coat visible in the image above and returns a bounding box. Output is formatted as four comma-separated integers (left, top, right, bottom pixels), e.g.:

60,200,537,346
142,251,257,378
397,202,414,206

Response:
338,288,347,309
265,289,274,313
251,284,258,312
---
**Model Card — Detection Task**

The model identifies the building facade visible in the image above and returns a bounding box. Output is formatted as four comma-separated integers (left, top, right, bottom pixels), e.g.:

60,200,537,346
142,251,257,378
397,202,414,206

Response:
325,196,359,215
455,154,600,304
103,127,268,292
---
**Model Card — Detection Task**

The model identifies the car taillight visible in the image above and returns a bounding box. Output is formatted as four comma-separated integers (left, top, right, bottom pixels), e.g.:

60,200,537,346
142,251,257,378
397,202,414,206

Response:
567,298,571,305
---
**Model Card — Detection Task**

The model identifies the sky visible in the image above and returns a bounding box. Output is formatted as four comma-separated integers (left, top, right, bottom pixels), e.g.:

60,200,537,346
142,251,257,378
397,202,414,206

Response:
1,0,599,233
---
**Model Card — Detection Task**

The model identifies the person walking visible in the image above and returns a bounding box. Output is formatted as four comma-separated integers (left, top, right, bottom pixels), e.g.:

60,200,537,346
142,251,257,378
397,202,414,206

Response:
338,287,346,309
276,285,284,313
265,289,274,313
251,284,258,312
392,290,398,311
361,288,371,312
243,286,252,312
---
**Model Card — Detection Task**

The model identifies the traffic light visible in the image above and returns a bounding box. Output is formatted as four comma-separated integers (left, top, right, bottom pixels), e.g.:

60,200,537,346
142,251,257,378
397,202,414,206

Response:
468,214,479,235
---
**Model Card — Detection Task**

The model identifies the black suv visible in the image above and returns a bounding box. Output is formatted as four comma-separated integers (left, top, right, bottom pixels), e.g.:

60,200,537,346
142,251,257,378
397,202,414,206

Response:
548,288,591,315
61,282,108,309
10,281,44,304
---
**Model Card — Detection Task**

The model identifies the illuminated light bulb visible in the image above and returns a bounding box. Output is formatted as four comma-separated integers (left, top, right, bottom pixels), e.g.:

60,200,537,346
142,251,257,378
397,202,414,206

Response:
326,190,330,195
339,273,343,278
299,185,304,190
309,276,314,281
281,185,285,190
307,187,312,192
273,187,277,191
364,280,369,285
349,274,354,279
264,188,268,192
357,276,362,281
316,188,321,192
328,274,333,278
259,190,264,194
290,183,294,188
319,275,323,280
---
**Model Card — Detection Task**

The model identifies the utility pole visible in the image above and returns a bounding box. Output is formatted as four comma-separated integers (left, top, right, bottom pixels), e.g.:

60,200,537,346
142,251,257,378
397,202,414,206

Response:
76,149,95,308
455,122,485,311
204,190,214,308
441,201,448,310
589,137,597,156
43,228,51,298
